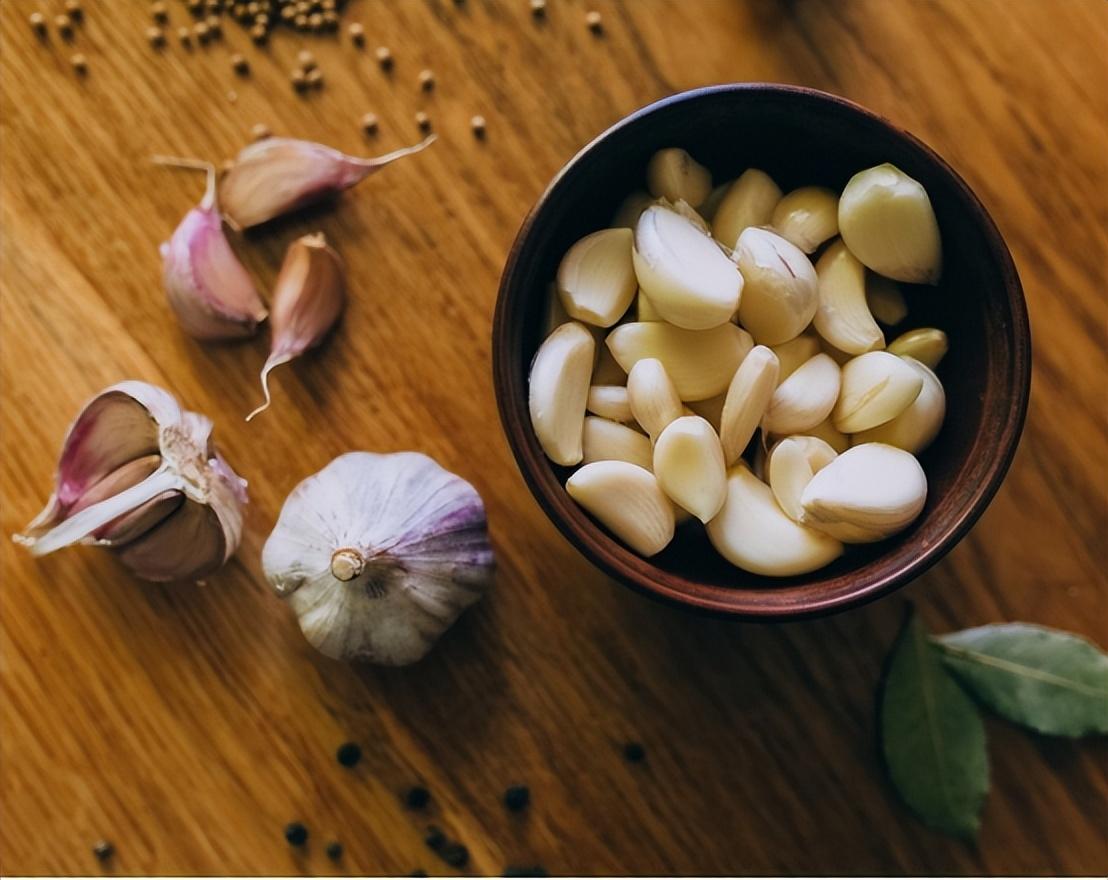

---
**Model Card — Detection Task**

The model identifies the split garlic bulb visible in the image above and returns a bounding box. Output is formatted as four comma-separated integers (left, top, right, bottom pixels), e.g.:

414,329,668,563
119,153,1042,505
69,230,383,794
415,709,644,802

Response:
262,452,495,666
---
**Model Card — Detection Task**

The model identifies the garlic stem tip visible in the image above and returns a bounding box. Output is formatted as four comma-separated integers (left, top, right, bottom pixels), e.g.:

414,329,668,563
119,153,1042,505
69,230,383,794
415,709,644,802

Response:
330,548,365,581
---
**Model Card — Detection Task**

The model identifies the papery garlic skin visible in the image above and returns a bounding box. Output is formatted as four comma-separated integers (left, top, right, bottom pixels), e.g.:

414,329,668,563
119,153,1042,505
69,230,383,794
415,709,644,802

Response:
733,227,819,345
557,228,637,327
262,452,494,666
529,322,595,465
219,135,436,229
771,186,839,253
853,357,945,454
646,148,712,207
14,381,246,582
711,169,782,251
566,461,675,556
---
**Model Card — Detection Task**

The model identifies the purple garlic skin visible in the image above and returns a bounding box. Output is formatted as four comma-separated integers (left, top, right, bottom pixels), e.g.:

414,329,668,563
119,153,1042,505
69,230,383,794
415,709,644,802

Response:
218,135,436,230
14,381,247,582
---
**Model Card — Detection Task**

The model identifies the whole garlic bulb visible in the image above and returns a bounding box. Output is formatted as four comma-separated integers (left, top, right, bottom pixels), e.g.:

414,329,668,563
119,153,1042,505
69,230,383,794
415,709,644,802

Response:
263,452,495,666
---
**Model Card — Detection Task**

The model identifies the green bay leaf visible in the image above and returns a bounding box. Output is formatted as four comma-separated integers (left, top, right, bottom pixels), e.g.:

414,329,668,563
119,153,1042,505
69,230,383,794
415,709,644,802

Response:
934,623,1108,737
880,609,989,840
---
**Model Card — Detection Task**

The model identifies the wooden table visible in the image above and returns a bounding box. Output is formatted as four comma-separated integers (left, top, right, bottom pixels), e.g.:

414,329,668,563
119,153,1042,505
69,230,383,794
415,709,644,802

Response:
2,0,1105,874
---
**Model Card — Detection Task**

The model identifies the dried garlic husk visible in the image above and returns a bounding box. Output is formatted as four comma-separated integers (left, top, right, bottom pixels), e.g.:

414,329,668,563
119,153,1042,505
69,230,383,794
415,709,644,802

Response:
653,416,727,522
771,186,839,253
220,135,436,229
14,382,246,581
853,357,945,453
646,148,713,207
529,322,595,465
887,327,948,369
582,416,653,470
247,233,345,421
833,351,923,434
813,239,884,355
263,452,494,665
556,228,637,327
155,158,267,340
767,435,838,521
762,353,840,435
566,461,674,556
711,168,782,250
719,344,779,465
733,227,819,345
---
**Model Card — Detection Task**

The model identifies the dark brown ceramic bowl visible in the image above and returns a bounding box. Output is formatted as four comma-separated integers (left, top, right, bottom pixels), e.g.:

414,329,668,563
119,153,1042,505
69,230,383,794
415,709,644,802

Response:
493,84,1030,619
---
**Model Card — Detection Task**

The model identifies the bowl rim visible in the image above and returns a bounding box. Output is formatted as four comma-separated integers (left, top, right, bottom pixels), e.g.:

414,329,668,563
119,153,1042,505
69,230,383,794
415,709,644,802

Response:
492,83,1032,619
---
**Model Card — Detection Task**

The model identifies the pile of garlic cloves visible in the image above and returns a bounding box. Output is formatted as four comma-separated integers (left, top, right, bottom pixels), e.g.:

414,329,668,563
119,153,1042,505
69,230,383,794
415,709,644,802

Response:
531,148,950,576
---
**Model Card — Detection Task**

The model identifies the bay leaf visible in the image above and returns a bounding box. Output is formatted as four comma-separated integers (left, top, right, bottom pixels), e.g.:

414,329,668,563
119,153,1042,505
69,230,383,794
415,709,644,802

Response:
934,623,1108,737
880,609,989,840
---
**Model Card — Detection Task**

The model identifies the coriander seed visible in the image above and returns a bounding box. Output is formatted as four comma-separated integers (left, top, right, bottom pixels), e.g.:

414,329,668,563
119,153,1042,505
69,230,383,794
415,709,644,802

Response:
418,69,434,91
29,12,47,35
151,1,168,23
360,112,378,134
178,26,192,44
251,24,267,43
64,1,82,21
415,111,431,133
290,68,307,90
297,49,315,69
206,14,221,35
194,21,210,41
92,840,114,860
375,45,393,70
530,0,546,17
470,115,486,138
231,53,249,74
55,14,73,39
71,53,88,74
306,67,323,87
586,10,603,32
348,22,364,44
308,12,323,30
147,25,166,46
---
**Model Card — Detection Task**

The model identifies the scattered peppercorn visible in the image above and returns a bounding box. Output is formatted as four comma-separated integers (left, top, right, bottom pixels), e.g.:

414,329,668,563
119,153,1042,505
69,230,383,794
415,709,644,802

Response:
55,14,73,39
325,841,343,860
360,112,378,134
530,0,547,17
503,784,529,811
348,22,364,45
335,741,362,767
305,67,323,88
424,825,446,851
231,53,249,75
470,115,487,138
375,45,393,70
194,21,210,41
147,26,166,46
623,741,646,763
205,14,221,36
290,68,307,90
284,822,308,846
151,2,168,23
30,12,47,35
71,53,88,75
415,111,431,133
177,25,192,45
251,122,271,140
586,10,603,33
418,68,435,91
92,840,114,861
64,1,82,21
440,843,469,868
405,785,430,809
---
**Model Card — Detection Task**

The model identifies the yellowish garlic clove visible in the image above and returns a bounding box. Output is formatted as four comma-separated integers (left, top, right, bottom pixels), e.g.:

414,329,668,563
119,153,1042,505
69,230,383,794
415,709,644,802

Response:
685,392,726,433
612,190,654,229
767,435,838,521
800,442,927,542
528,322,595,465
853,357,945,453
771,186,839,253
838,163,942,284
733,227,819,345
646,148,713,207
813,239,885,355
635,288,663,322
699,181,730,222
775,416,850,454
719,344,779,465
586,385,634,423
711,168,782,250
626,357,684,440
632,205,743,330
771,331,822,383
706,463,843,576
608,321,753,401
833,350,923,434
566,461,675,556
762,353,840,435
887,326,949,369
582,416,653,470
247,232,346,421
556,228,637,327
866,273,908,326
653,416,727,522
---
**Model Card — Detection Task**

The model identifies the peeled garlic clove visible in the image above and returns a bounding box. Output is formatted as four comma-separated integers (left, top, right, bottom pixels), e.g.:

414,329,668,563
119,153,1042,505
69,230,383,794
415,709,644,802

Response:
653,416,727,522
833,350,923,434
632,205,743,330
247,232,346,421
556,228,637,327
608,321,753,402
528,322,595,465
219,135,436,229
14,382,246,581
612,190,654,229
626,357,684,440
770,186,839,253
711,168,783,250
866,273,908,326
566,461,675,556
813,239,885,355
719,345,779,465
783,416,850,454
685,392,726,433
155,159,267,341
772,331,821,383
853,357,945,453
635,288,662,322
706,463,842,576
887,327,949,369
733,227,819,345
800,442,927,542
582,416,653,470
263,451,494,665
586,385,633,423
653,197,711,234
838,163,942,284
762,353,840,435
767,436,838,521
646,148,712,207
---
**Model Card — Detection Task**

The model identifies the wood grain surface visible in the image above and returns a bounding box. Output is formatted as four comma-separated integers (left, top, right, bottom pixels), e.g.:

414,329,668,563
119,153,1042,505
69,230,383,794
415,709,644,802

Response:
1,0,1105,875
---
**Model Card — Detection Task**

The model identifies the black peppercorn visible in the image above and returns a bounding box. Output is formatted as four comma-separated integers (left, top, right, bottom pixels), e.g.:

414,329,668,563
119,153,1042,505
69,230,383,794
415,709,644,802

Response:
335,741,362,767
623,741,646,763
423,825,446,851
325,841,343,859
92,840,114,861
503,784,530,812
440,843,469,868
284,822,308,846
405,785,430,809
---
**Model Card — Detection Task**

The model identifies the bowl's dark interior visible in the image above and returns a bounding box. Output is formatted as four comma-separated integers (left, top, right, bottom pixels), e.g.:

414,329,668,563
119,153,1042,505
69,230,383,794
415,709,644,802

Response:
495,85,1028,617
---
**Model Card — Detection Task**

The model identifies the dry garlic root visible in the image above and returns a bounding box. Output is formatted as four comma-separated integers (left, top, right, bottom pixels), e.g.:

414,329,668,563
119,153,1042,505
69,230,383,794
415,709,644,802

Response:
526,150,951,574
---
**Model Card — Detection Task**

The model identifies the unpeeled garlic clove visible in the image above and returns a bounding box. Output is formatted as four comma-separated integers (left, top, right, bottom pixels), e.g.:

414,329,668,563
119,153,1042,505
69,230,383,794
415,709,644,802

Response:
800,442,927,542
838,163,942,284
653,416,727,522
711,168,782,250
632,205,743,330
833,350,923,434
528,322,595,465
608,322,753,402
586,385,634,423
706,463,842,576
733,227,819,345
719,345,779,465
612,190,654,229
646,148,712,207
772,331,821,383
866,273,908,326
770,186,839,253
566,461,675,556
154,157,267,340
557,228,637,327
767,435,838,521
247,232,346,421
582,416,653,470
626,357,684,440
813,239,885,355
762,353,840,435
218,135,436,229
887,327,948,369
853,357,945,453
